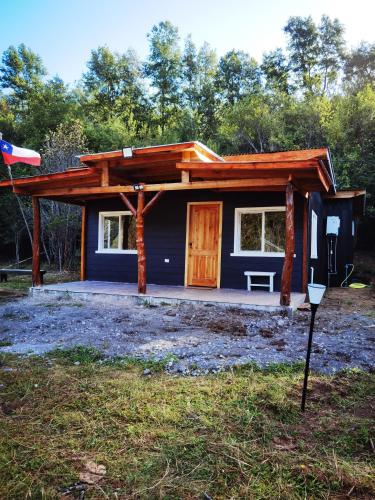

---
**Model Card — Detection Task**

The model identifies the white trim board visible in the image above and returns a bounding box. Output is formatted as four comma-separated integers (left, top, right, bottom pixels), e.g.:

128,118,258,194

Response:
232,206,286,257
97,211,137,254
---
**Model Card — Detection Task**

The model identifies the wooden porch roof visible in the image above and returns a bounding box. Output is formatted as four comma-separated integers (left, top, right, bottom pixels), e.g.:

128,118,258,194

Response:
0,141,335,203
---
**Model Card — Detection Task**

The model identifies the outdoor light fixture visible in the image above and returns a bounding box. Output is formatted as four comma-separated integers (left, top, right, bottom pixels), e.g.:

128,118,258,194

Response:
133,183,144,191
301,283,326,412
122,146,133,158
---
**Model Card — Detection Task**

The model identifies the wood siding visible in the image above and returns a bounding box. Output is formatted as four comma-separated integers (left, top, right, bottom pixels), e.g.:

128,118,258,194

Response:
85,191,304,292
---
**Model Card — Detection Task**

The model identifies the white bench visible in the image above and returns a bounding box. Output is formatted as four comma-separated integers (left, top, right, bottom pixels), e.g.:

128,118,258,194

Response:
244,271,276,292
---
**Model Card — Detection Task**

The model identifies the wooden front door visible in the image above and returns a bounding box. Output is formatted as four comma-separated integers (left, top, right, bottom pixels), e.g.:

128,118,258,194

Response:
185,202,222,288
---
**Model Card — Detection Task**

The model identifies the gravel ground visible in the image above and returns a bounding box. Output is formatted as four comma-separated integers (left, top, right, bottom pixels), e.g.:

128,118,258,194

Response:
0,294,374,375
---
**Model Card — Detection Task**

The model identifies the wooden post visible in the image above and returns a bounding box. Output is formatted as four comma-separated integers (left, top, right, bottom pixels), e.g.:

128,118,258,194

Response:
280,182,295,306
136,190,146,294
32,196,41,287
80,205,87,281
301,196,308,293
119,190,164,295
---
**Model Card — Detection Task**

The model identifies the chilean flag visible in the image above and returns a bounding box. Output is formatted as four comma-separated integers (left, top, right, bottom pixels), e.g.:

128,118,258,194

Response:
0,139,41,167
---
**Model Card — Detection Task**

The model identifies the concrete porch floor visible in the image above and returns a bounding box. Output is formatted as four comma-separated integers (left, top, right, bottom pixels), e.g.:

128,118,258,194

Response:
30,281,306,313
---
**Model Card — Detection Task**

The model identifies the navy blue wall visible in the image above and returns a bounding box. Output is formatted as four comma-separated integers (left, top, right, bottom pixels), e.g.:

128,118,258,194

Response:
325,198,354,286
308,193,354,286
309,192,327,285
85,191,305,292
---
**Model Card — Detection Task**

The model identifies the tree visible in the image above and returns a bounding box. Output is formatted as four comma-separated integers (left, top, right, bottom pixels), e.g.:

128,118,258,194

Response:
261,48,291,93
0,44,46,105
216,50,261,105
144,21,182,132
40,121,87,269
219,94,285,153
181,35,199,110
344,43,375,91
284,15,346,95
19,77,78,149
83,46,147,126
318,15,345,94
284,16,320,93
195,43,219,140
180,39,219,141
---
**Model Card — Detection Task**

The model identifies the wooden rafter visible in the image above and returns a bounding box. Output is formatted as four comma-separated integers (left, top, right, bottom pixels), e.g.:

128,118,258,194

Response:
119,193,137,216
143,191,165,216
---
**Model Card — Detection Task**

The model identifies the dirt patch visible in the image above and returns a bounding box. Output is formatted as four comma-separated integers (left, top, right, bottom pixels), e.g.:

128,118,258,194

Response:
352,396,375,419
0,290,374,375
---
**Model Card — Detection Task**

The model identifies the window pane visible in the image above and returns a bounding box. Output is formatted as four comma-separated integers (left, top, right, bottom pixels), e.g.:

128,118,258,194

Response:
264,211,285,252
240,213,262,251
121,215,137,250
103,216,120,249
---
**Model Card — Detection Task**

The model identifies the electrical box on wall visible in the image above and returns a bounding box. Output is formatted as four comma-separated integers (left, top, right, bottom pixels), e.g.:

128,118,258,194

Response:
326,216,340,236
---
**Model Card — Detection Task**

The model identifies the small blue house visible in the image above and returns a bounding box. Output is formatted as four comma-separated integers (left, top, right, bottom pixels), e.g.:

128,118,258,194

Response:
0,141,365,307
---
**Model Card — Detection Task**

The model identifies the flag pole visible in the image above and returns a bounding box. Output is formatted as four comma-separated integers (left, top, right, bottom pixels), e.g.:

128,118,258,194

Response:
0,132,33,246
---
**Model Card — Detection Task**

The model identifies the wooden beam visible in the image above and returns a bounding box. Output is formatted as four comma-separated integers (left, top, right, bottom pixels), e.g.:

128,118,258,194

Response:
136,190,146,294
80,205,87,281
315,160,331,192
223,148,328,162
32,197,41,287
143,191,165,217
176,160,319,170
302,196,308,293
19,177,289,197
324,190,366,199
101,162,109,187
79,143,196,163
280,183,295,306
119,193,136,217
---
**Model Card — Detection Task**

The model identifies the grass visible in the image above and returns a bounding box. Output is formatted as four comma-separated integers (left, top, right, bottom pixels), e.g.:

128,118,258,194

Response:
0,354,374,499
0,270,79,300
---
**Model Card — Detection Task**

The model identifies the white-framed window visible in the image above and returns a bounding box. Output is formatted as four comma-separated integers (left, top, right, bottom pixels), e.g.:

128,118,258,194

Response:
310,210,318,259
231,207,286,257
96,211,137,254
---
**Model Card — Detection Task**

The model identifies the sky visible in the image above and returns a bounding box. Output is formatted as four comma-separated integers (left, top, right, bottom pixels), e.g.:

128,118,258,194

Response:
1,0,375,84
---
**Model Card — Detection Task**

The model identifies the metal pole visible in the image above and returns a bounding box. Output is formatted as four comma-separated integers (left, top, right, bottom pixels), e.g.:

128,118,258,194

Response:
301,303,318,412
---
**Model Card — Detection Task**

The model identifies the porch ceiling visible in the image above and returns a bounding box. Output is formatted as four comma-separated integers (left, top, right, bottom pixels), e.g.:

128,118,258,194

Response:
0,141,334,203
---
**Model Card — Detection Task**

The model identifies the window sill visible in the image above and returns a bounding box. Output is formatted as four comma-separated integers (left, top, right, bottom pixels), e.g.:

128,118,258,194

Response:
95,249,137,255
230,252,296,258
230,251,285,257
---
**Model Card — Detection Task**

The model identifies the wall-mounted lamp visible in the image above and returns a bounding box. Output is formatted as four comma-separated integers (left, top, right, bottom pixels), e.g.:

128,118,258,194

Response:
122,146,133,158
133,183,144,191
301,283,326,412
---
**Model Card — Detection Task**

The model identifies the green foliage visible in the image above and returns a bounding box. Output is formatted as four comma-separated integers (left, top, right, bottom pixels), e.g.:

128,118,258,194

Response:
216,50,261,104
144,21,182,131
0,43,46,102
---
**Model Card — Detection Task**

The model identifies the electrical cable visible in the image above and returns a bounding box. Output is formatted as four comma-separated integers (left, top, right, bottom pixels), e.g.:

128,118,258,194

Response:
340,263,354,287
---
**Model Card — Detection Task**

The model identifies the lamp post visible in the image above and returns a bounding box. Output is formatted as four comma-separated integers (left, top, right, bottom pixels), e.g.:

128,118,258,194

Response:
301,283,326,412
